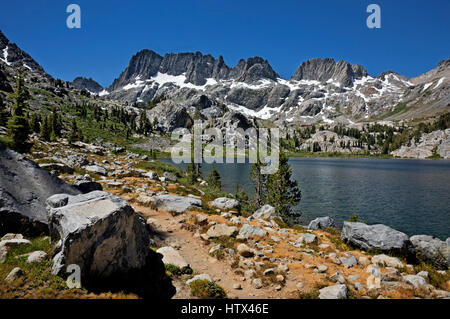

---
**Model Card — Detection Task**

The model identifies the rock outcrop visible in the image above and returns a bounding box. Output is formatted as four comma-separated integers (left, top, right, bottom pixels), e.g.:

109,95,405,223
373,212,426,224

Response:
391,129,450,159
291,58,368,87
341,222,415,259
0,146,80,236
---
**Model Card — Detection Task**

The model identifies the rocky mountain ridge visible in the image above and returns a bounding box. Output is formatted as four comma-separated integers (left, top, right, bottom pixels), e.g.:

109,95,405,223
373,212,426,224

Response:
99,48,449,126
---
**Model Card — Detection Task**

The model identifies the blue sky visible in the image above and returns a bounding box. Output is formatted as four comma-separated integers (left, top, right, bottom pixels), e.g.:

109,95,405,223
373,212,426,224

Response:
1,0,449,87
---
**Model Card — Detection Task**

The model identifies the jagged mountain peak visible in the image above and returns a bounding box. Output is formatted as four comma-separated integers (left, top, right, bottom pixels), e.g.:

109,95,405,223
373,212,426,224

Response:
233,56,279,83
109,49,280,91
70,77,104,94
0,29,44,74
291,58,368,86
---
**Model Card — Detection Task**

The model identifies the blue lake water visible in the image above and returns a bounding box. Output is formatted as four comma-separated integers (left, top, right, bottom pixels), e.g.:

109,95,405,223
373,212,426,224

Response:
161,158,450,240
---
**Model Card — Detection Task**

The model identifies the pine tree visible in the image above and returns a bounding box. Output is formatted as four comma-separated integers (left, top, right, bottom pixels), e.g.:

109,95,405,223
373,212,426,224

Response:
233,185,256,216
7,73,30,151
30,113,41,133
249,157,267,206
264,152,302,218
0,95,9,126
40,116,51,141
67,118,82,144
207,167,221,190
186,162,197,185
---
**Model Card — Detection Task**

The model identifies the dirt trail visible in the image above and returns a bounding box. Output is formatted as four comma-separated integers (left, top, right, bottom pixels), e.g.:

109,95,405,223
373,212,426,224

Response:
132,204,295,299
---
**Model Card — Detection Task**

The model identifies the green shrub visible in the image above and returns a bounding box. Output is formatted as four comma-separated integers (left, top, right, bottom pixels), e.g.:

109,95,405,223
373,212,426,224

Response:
189,280,227,299
164,264,193,277
414,263,450,290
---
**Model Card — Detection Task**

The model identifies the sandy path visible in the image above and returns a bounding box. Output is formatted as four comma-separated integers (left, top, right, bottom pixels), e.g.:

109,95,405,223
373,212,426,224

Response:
132,204,291,299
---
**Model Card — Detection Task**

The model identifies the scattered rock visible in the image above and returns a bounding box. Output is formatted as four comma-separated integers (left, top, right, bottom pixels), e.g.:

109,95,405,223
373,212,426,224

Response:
1,233,23,241
39,163,74,174
195,213,208,225
339,255,359,268
252,205,277,220
73,178,103,193
372,254,404,269
137,193,154,206
403,275,428,290
365,264,381,277
0,245,7,263
186,274,213,285
319,284,347,299
358,256,371,266
330,272,346,284
144,171,158,180
277,264,289,274
210,197,240,210
163,172,177,182
317,265,329,273
0,238,32,250
209,244,224,255
157,246,189,269
238,224,268,239
263,268,275,275
252,278,263,289
417,271,429,280
84,165,107,176
308,216,335,230
237,244,255,258
5,267,24,282
297,233,318,244
26,251,47,264
233,283,242,290
206,224,238,238
153,194,202,214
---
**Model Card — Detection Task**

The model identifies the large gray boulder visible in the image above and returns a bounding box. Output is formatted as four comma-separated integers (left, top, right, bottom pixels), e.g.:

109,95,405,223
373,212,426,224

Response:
47,191,175,297
0,146,81,236
308,216,336,230
153,194,202,214
341,222,415,259
210,197,240,211
410,235,449,270
47,192,150,278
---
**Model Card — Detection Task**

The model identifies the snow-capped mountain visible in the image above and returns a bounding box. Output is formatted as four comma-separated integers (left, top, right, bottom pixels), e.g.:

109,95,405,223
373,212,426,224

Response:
0,30,45,74
101,48,447,126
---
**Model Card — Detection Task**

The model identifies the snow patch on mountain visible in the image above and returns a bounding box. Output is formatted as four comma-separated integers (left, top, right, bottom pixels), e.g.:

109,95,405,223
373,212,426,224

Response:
1,46,11,66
